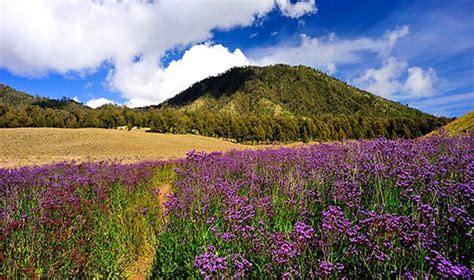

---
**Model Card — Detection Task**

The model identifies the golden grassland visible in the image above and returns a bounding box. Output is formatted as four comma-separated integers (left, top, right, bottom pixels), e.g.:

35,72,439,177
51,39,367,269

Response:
0,127,247,167
441,110,474,136
0,127,312,168
427,110,474,137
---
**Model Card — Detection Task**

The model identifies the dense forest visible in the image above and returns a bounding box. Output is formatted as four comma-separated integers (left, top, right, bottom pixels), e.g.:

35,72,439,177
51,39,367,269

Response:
0,65,451,143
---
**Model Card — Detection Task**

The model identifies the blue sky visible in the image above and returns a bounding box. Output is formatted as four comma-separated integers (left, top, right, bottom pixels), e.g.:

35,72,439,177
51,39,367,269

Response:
1,0,472,117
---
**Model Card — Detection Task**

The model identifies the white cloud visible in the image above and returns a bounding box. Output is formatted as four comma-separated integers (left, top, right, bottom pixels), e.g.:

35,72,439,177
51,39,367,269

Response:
0,0,318,106
410,92,474,108
72,96,80,103
408,92,474,117
108,44,251,107
403,66,437,98
110,25,412,107
0,0,318,77
249,33,259,39
85,97,117,108
382,25,409,56
253,26,410,74
353,57,437,99
0,0,275,77
276,0,317,19
353,57,406,98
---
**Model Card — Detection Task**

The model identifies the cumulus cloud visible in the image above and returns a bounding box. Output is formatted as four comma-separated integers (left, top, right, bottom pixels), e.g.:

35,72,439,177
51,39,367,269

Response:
253,26,410,74
353,58,406,97
85,97,117,108
276,0,317,19
0,0,275,76
353,57,437,99
403,66,437,98
0,0,317,76
252,24,437,100
66,22,414,107
0,0,434,106
72,96,80,103
0,0,318,106
108,44,251,107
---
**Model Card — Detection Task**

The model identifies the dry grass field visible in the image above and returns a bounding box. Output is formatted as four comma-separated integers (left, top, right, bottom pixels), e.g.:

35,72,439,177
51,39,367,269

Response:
0,127,257,168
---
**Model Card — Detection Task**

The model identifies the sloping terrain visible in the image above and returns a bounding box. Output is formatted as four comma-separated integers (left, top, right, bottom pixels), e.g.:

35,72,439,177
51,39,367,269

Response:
162,64,438,119
0,65,451,143
0,128,251,167
441,110,474,135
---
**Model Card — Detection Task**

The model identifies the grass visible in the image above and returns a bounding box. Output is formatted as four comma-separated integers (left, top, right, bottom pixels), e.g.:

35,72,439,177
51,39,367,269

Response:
2,134,472,278
1,163,176,278
0,127,314,168
0,127,251,168
428,110,474,137
441,110,474,136
150,135,473,278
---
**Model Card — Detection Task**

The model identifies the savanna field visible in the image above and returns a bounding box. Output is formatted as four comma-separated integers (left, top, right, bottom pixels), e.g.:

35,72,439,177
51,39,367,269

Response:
1,133,472,279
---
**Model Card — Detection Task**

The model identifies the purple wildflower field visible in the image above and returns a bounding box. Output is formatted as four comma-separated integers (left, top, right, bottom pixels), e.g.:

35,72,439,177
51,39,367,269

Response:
1,133,473,278
1,160,172,277
154,133,473,278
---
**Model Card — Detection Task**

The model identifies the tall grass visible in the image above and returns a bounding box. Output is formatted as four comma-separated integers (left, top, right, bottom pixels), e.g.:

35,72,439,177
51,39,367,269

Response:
1,161,174,278
2,133,472,278
153,134,473,279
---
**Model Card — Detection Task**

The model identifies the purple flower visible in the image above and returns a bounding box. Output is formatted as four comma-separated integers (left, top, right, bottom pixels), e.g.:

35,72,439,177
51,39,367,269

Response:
293,221,315,244
322,206,350,237
269,233,299,265
232,254,252,278
194,246,228,279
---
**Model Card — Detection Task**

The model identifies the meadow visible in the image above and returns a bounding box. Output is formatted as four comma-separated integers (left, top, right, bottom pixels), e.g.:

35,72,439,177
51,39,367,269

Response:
1,133,472,278
0,127,251,167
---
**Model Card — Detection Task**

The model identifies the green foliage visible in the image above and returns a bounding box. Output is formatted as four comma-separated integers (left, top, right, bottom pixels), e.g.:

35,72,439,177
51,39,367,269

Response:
163,64,437,119
2,165,174,278
0,64,452,143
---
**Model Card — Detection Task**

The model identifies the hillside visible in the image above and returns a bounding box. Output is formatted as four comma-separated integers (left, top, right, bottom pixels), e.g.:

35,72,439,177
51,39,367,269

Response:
0,84,134,128
156,64,450,142
163,64,431,119
0,65,451,143
433,110,474,136
0,84,87,111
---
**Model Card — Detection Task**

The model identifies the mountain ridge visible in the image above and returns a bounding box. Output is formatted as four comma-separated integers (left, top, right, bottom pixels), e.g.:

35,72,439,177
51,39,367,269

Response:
0,64,452,143
160,64,432,119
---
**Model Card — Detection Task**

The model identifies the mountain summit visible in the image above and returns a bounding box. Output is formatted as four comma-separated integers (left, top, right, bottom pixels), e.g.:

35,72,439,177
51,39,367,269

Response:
1,65,450,143
163,64,431,119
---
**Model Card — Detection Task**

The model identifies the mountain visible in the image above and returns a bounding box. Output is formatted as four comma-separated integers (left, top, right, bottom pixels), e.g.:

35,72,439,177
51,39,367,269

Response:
0,84,122,128
0,65,451,143
0,84,36,107
0,84,87,111
162,64,432,119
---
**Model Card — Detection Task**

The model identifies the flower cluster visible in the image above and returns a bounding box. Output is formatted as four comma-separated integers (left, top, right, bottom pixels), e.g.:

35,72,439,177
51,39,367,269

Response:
1,160,170,277
194,246,228,279
156,133,473,278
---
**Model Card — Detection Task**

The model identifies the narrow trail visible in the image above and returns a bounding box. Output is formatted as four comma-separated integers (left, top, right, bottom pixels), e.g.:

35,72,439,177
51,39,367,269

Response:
128,182,172,280
158,183,172,218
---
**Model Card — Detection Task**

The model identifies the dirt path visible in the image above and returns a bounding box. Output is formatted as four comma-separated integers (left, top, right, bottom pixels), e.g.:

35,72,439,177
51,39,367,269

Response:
128,183,172,280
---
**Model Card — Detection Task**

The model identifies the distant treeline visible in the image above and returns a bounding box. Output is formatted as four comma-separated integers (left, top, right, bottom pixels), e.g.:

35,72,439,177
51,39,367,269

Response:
0,104,448,143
